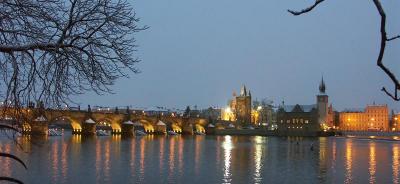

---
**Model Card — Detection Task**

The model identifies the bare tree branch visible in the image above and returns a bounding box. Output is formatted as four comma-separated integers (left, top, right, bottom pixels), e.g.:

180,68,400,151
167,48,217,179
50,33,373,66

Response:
372,0,400,101
289,0,400,101
0,152,27,169
387,35,400,41
0,0,148,108
0,177,24,184
382,87,399,101
288,0,326,16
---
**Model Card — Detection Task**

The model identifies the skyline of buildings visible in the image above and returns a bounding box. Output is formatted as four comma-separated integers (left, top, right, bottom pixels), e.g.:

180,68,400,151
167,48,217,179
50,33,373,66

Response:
217,78,400,133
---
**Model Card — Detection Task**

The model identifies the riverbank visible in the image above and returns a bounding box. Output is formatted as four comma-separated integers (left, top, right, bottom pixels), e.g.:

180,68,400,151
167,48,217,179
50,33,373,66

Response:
212,129,274,136
211,129,335,137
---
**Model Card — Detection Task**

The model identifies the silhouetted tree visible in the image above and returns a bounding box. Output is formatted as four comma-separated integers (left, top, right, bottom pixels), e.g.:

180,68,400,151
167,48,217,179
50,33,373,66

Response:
0,1,146,183
0,0,147,108
289,0,400,100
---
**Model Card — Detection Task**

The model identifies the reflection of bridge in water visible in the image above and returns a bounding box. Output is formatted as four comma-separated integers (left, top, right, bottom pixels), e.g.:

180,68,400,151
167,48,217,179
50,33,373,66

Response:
0,107,208,135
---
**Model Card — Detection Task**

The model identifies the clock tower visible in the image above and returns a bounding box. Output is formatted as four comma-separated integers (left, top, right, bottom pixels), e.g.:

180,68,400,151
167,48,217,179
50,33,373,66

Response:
317,77,328,127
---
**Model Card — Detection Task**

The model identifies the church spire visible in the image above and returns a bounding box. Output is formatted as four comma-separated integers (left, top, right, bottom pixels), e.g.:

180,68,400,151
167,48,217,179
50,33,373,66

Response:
240,85,247,96
319,76,326,94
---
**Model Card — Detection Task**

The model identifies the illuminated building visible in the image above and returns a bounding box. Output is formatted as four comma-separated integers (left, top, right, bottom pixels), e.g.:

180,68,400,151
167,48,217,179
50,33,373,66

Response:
339,104,389,131
392,113,400,131
276,78,334,135
221,85,252,125
221,107,235,121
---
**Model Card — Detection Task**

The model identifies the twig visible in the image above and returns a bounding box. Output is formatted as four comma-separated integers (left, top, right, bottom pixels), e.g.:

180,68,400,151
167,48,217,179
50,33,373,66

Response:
288,0,325,16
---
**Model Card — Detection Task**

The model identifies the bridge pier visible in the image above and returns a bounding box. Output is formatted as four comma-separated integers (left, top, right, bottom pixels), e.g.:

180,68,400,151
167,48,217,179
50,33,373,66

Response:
82,121,96,135
72,129,82,134
182,124,194,135
27,121,49,135
121,124,133,136
155,126,166,135
111,129,122,135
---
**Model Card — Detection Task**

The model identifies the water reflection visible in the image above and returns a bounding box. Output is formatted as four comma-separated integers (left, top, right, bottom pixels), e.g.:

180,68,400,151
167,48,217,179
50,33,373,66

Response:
0,142,12,178
129,137,136,177
394,145,400,184
2,134,400,184
222,136,233,184
95,138,102,183
345,139,353,184
168,136,176,181
159,137,165,171
139,136,146,182
331,139,337,170
319,137,327,181
253,136,263,183
195,135,203,175
51,140,59,183
178,136,184,176
104,140,111,182
369,142,376,184
61,141,68,182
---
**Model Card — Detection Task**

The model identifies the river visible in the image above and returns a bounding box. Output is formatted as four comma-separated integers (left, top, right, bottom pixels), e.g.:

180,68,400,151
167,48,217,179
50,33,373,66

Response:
0,132,399,184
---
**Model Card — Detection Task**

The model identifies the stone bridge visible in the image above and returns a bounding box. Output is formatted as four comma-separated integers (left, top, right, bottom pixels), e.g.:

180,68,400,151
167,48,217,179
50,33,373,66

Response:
0,107,208,135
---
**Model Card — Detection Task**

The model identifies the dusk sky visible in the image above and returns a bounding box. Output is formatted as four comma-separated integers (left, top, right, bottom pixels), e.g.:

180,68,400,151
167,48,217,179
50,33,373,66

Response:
76,0,400,111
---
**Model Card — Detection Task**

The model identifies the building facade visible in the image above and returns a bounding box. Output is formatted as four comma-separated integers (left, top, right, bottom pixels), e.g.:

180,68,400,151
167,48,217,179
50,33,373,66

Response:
276,78,333,136
221,85,252,126
392,113,400,131
339,104,389,131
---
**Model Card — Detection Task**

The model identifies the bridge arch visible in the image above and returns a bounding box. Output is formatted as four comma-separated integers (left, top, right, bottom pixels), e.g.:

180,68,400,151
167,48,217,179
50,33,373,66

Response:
195,124,205,133
48,116,82,132
161,119,182,133
131,118,155,133
95,118,121,132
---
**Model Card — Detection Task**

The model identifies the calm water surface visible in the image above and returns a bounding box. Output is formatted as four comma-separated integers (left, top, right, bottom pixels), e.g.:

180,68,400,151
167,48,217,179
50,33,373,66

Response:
0,133,400,184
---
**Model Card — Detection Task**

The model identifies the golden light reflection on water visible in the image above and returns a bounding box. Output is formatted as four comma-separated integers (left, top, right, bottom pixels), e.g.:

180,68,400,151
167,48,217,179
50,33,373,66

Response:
139,137,146,181
7,134,400,184
253,136,263,184
195,135,204,175
168,136,176,178
112,135,121,142
159,137,165,171
104,140,111,181
95,138,102,183
61,140,68,181
345,139,353,184
51,140,59,183
71,134,81,144
332,139,337,169
222,135,233,184
178,136,183,175
319,137,327,175
0,142,12,178
393,145,400,184
369,142,376,184
130,138,136,176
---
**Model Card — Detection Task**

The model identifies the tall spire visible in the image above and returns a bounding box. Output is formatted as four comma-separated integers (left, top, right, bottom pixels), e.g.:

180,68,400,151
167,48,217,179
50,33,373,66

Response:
319,76,326,94
240,85,247,96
